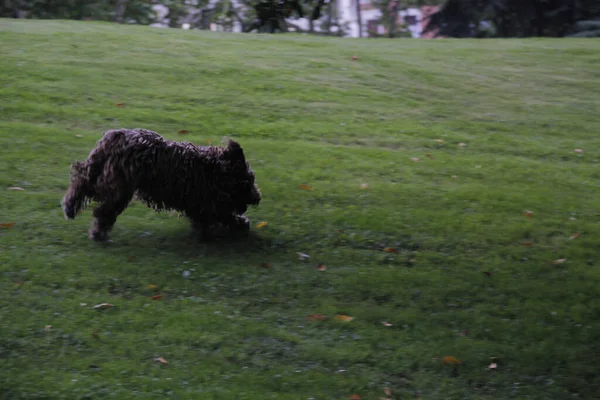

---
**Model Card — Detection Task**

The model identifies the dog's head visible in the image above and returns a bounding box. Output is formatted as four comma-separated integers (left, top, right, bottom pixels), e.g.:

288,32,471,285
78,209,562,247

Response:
221,139,261,214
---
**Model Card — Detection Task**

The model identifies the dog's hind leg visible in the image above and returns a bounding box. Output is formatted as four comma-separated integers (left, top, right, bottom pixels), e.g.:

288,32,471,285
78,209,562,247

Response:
89,193,133,242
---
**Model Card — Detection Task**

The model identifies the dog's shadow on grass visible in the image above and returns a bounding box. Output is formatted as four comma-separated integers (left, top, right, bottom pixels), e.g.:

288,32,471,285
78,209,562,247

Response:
108,227,280,259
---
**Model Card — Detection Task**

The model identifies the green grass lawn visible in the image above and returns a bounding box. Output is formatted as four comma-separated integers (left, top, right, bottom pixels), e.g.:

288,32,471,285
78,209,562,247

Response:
1,19,600,400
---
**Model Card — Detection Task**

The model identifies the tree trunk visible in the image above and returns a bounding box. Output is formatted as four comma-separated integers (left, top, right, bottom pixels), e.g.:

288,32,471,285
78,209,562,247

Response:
388,1,399,38
14,0,26,18
355,0,362,37
115,0,128,24
326,1,333,34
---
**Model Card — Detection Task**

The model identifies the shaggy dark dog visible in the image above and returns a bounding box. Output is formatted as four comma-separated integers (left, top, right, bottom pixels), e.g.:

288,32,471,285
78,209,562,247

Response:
62,128,261,241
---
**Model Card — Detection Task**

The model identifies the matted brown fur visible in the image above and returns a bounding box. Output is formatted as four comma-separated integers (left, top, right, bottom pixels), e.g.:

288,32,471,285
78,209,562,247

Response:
62,128,261,241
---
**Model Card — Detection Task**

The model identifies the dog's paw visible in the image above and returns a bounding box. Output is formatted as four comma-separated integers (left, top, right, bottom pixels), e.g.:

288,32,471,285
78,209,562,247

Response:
231,215,250,231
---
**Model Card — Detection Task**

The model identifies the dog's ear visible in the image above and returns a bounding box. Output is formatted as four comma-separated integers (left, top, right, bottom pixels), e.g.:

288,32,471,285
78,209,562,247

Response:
226,139,245,161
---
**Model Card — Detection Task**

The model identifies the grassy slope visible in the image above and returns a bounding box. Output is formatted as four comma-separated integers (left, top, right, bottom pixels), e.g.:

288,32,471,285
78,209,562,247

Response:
1,19,600,399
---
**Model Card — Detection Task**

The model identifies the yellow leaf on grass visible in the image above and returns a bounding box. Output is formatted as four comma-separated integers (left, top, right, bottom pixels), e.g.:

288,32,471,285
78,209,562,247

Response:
334,314,354,322
148,284,159,290
383,247,398,253
442,356,462,365
299,184,312,191
0,222,15,229
569,232,580,240
256,221,269,229
154,357,168,365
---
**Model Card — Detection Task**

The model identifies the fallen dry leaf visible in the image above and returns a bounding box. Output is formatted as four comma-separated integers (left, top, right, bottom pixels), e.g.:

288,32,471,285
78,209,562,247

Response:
153,357,168,365
299,184,313,191
384,387,392,396
256,221,269,229
351,56,359,61
0,222,15,229
574,148,584,153
523,242,533,247
384,247,398,253
206,139,212,144
260,262,273,269
442,356,462,365
426,153,434,159
8,187,25,191
75,134,83,138
178,130,189,134
382,321,393,327
296,252,310,260
115,103,125,107
569,232,580,240
147,284,159,290
360,183,369,189
316,263,327,271
488,362,497,370
150,294,162,300
93,303,114,310
410,157,421,162
524,210,534,218
552,258,567,265
334,314,354,322
457,142,467,148
306,314,328,321
483,271,492,277
44,325,52,332
348,394,362,400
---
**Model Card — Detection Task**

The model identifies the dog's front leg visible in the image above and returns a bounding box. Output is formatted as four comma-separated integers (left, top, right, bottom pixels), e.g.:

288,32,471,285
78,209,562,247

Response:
89,195,132,242
189,214,218,241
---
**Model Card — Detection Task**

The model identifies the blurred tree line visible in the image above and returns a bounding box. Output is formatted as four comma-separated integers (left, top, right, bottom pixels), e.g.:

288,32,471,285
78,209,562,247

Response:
0,0,341,32
1,0,598,37
424,0,600,37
